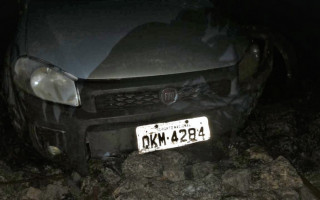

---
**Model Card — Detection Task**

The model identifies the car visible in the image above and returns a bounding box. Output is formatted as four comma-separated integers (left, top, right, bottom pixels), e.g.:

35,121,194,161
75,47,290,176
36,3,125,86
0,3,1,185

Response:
1,0,274,174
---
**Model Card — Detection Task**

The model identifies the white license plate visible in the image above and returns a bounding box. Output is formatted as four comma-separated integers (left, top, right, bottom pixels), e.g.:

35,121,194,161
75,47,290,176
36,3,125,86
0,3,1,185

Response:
136,116,210,154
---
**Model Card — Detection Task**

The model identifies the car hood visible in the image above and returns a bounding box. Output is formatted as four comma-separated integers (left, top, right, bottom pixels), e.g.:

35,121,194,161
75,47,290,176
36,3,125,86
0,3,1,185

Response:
26,0,249,79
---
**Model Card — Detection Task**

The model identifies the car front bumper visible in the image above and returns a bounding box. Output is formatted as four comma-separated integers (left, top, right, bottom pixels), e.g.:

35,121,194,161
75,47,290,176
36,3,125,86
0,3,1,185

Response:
26,94,249,174
13,51,272,174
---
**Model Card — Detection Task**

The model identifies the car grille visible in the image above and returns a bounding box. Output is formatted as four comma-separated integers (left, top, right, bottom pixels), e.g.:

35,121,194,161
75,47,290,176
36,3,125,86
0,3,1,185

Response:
96,91,160,109
94,79,231,111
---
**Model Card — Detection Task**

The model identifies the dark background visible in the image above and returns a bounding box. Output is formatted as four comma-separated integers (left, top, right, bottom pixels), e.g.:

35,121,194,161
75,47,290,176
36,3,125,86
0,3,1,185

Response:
214,0,320,79
1,0,320,79
0,0,19,60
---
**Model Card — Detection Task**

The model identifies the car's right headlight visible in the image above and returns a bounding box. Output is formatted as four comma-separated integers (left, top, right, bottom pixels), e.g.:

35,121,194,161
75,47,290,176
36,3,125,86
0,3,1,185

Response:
238,44,261,82
13,57,81,107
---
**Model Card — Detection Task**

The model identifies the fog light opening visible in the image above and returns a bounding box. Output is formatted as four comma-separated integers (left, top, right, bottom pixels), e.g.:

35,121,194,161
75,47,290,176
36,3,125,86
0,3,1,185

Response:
86,140,91,161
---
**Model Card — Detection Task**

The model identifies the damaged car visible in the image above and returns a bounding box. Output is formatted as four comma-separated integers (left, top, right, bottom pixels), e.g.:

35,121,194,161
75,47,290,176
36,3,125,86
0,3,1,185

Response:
1,0,275,174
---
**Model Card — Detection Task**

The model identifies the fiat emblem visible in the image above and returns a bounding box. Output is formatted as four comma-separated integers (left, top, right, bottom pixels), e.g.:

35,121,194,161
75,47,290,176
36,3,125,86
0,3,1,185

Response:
160,88,178,105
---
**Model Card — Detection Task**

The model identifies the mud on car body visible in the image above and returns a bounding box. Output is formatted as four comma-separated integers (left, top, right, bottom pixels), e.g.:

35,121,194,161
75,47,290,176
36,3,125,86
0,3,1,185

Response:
1,0,274,174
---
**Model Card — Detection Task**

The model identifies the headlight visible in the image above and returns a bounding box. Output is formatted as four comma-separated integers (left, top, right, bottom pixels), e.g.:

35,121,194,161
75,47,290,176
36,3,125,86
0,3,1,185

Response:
13,57,80,107
238,44,261,82
31,67,80,106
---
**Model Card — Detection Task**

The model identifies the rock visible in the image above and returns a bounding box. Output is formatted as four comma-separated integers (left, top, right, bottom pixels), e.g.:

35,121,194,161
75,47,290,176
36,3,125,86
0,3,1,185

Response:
115,190,150,200
100,167,121,185
115,173,222,200
0,161,15,181
113,176,149,196
1,141,319,200
114,177,174,200
0,175,6,182
171,174,222,199
88,160,121,186
299,185,319,200
249,190,278,200
114,148,319,200
222,169,251,195
66,179,81,199
308,116,320,135
122,152,163,178
43,165,63,176
163,169,185,182
20,187,42,200
80,175,115,199
246,146,273,163
71,172,81,184
261,105,297,137
222,197,253,200
24,166,40,174
277,189,300,200
116,189,172,200
240,105,298,159
156,150,188,170
81,176,100,195
191,161,217,179
304,170,320,190
254,156,303,191
41,182,69,200
157,151,188,182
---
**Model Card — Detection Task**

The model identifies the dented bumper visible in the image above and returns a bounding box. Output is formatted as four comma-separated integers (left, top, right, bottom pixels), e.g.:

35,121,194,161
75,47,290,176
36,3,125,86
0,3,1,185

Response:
11,49,272,174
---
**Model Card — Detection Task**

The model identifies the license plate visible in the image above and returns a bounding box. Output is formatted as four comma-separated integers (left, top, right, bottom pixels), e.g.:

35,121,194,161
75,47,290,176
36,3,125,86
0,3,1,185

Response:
136,116,210,154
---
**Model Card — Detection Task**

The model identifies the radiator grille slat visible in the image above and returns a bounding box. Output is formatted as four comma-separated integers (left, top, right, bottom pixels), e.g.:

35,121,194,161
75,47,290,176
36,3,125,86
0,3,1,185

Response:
95,80,230,111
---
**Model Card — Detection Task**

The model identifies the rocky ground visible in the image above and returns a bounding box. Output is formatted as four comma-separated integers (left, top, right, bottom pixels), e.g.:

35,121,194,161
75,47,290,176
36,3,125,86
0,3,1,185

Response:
0,144,319,200
1,96,320,199
0,149,315,200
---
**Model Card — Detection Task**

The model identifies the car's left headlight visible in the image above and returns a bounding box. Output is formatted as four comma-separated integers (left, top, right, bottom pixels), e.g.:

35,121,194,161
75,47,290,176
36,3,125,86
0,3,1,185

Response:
30,67,80,106
13,57,81,107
